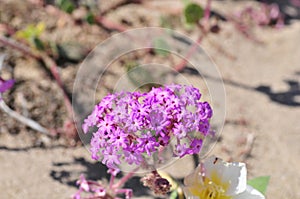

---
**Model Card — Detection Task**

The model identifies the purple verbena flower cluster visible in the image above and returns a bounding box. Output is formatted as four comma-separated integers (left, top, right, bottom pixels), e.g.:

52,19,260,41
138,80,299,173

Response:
83,85,213,170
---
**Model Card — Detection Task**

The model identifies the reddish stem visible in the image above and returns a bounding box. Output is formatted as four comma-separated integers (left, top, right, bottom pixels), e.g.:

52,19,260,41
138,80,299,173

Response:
113,167,139,189
204,0,212,21
0,23,16,35
174,34,204,72
42,55,73,119
109,174,115,190
100,0,143,16
174,0,212,72
0,36,41,60
95,16,127,32
0,36,73,119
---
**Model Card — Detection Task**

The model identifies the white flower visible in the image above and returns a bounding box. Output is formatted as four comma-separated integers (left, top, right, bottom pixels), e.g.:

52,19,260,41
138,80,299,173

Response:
183,156,265,199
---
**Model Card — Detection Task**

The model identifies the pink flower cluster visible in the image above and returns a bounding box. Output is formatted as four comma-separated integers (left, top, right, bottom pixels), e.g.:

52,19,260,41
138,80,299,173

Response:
73,168,133,199
82,85,213,170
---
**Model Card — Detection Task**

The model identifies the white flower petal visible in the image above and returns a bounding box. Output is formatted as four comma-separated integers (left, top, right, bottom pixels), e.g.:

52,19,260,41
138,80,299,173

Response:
234,185,265,199
222,162,247,195
203,156,247,195
184,164,204,186
182,187,200,199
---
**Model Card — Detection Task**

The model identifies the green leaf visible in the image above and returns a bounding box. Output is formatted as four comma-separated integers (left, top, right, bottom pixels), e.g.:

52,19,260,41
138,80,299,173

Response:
15,22,45,40
56,0,75,14
247,176,270,195
170,190,178,199
15,23,46,50
153,37,170,56
35,22,45,36
85,12,95,24
32,37,45,51
184,3,204,24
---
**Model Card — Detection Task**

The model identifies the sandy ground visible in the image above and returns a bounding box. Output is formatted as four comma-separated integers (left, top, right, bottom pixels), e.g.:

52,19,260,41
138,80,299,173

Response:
0,0,300,199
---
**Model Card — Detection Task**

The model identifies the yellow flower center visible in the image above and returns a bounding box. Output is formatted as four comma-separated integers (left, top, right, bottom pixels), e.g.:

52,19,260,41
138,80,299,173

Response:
189,171,232,199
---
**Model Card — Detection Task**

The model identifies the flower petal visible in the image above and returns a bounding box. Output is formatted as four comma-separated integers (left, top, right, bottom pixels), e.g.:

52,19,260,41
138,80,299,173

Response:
184,163,204,186
182,187,200,199
203,156,247,195
184,164,205,198
233,185,265,199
